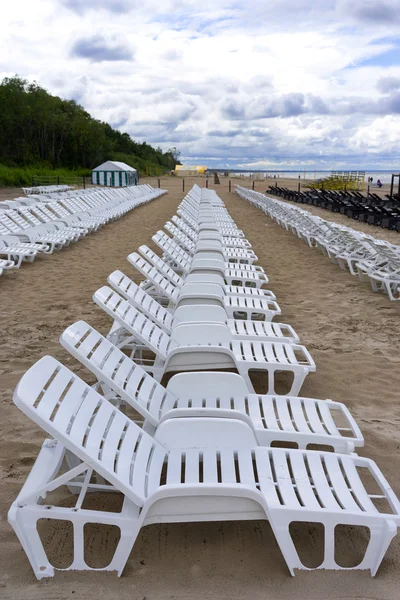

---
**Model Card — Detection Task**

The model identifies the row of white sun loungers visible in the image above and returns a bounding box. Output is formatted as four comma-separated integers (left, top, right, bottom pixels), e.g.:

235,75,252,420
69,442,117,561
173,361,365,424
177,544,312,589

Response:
8,184,400,581
0,185,167,277
235,186,400,301
22,185,74,195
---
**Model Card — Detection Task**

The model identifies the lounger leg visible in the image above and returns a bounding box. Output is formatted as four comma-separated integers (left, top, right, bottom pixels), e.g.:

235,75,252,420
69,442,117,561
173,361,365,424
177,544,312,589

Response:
365,520,397,576
288,370,306,396
386,282,400,301
11,254,24,268
8,506,55,579
111,499,143,576
369,279,380,293
269,517,305,575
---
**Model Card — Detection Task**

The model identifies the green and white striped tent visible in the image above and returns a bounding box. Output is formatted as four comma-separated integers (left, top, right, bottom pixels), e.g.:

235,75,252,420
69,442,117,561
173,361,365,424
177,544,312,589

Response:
91,160,138,187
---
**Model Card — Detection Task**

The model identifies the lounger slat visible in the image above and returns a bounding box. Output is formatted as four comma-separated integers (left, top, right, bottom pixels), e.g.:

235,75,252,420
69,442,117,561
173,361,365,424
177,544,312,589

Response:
220,448,237,483
68,389,103,446
166,448,183,485
147,445,167,495
131,436,155,497
257,397,279,429
276,400,296,432
317,402,340,436
271,449,302,508
203,449,218,483
340,457,378,513
101,410,129,471
289,400,311,433
185,449,200,484
304,402,327,434
255,448,283,507
115,424,142,483
237,450,256,486
53,378,90,425
289,452,322,509
323,454,362,512
38,368,76,420
304,453,342,510
85,402,115,456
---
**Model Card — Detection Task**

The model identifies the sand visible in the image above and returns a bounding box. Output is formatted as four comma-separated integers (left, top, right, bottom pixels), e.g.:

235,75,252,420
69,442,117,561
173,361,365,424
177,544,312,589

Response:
1,177,400,599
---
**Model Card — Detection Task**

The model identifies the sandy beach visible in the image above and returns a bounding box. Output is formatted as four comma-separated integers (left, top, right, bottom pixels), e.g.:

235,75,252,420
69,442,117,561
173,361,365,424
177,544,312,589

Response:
1,177,400,600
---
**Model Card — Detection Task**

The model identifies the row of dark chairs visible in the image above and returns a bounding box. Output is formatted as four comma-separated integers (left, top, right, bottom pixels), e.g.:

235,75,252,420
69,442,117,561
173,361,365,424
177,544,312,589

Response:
267,185,400,230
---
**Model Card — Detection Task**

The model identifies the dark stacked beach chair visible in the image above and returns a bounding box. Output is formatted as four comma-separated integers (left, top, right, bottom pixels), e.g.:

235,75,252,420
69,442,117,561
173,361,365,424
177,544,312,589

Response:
267,185,400,230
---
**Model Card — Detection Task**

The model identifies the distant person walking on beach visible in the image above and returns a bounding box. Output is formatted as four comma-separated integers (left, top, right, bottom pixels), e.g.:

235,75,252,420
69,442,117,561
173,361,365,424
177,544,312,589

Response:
377,179,383,188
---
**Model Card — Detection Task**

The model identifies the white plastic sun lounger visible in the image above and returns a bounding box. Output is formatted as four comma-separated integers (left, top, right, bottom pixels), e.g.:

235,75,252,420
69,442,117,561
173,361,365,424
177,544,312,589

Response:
127,254,281,321
0,235,48,254
61,319,362,453
45,201,102,231
0,241,37,268
129,251,275,300
27,205,89,239
178,210,236,229
143,239,267,284
93,286,315,395
0,257,15,272
129,259,281,321
137,245,269,289
17,208,83,242
152,230,260,272
174,212,244,238
165,221,252,249
9,356,400,579
108,270,296,343
362,262,400,301
0,214,64,252
172,215,245,239
156,228,258,264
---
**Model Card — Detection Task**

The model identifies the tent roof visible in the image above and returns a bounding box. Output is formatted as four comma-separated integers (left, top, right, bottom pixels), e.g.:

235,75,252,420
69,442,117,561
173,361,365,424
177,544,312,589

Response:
92,160,137,172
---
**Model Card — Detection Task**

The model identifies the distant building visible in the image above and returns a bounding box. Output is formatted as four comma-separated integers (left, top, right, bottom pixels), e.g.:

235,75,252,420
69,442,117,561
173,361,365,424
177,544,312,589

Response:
92,160,138,187
174,165,207,176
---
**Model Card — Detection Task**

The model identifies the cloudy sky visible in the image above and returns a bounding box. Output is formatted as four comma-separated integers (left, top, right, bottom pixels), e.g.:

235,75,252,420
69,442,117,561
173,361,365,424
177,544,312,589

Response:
2,0,400,170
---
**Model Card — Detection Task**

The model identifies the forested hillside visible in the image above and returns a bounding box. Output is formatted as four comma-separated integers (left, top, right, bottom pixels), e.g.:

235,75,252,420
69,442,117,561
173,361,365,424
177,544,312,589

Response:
0,76,180,180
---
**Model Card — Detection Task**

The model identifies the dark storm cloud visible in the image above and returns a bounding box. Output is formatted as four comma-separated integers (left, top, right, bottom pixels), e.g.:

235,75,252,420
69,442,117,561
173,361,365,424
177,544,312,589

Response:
221,99,246,120
70,35,133,62
377,76,400,93
61,0,134,14
346,0,400,23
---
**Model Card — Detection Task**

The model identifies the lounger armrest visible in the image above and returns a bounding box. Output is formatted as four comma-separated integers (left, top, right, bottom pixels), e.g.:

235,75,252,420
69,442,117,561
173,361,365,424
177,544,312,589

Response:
296,345,316,370
326,400,364,444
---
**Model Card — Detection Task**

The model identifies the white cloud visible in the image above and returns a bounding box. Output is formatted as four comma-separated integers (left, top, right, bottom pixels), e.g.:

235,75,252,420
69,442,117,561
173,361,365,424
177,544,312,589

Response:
1,0,400,167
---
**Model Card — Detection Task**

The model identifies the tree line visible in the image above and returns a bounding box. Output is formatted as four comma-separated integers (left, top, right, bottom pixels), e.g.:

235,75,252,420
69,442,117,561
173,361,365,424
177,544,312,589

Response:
0,76,180,173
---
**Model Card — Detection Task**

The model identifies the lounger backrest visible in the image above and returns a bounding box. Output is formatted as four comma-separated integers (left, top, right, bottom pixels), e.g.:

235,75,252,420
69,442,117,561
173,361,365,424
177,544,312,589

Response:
19,208,43,227
33,204,59,223
60,321,177,426
14,355,166,506
108,270,173,332
176,210,197,230
29,206,51,223
93,286,172,359
138,246,184,286
0,219,16,234
154,243,189,271
2,212,27,231
179,205,198,220
171,217,197,241
152,231,191,263
48,202,71,218
164,222,195,251
127,253,180,303
70,199,93,214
